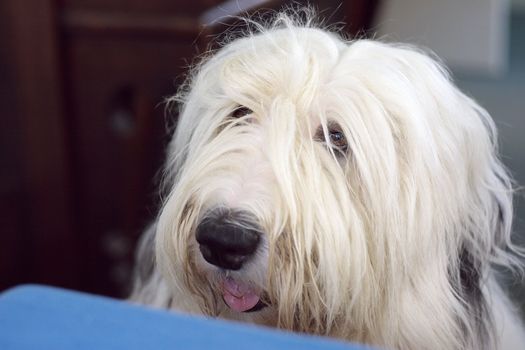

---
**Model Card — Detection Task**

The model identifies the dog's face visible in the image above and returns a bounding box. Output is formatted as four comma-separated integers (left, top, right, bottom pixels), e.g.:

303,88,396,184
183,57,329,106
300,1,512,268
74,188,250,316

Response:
154,24,511,342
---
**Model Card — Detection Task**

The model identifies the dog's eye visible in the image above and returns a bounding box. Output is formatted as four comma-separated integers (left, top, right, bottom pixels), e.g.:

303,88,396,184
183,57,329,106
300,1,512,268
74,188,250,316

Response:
315,124,348,153
232,106,253,118
328,130,347,150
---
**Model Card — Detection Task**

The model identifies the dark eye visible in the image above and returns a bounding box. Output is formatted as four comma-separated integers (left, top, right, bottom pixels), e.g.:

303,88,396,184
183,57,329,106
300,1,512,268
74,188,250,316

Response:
232,106,253,118
329,130,346,149
315,123,348,153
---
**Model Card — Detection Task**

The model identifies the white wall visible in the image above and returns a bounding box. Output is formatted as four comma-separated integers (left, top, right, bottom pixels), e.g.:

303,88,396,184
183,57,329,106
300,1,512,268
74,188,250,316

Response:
375,0,510,76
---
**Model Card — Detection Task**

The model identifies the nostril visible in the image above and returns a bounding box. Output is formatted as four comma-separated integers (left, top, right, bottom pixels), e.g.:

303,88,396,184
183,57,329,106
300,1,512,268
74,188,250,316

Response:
197,240,253,270
199,244,213,262
225,254,247,265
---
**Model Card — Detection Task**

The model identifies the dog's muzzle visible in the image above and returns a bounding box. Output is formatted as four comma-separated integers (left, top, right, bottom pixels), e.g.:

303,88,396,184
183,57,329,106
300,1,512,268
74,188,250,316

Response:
195,209,267,313
196,209,260,271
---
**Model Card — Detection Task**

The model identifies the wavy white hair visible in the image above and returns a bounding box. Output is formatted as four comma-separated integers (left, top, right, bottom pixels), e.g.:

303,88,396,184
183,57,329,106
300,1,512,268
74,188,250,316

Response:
131,12,525,350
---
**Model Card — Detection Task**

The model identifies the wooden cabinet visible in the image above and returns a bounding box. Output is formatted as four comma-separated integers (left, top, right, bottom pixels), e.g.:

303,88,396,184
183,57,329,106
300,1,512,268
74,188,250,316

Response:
2,0,218,296
62,8,206,295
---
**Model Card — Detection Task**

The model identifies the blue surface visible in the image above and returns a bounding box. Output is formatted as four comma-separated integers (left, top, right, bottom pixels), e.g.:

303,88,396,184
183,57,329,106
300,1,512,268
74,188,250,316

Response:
0,285,371,350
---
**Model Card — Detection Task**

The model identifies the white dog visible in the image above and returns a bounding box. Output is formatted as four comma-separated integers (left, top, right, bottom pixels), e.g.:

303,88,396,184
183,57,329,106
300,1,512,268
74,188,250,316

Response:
131,12,525,350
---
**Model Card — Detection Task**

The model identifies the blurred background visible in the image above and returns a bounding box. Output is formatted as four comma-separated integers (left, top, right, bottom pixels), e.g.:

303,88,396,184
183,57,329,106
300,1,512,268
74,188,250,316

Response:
0,0,524,312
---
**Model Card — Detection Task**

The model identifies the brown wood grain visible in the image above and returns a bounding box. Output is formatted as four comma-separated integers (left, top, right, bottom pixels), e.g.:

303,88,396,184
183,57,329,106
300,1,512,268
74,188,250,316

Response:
4,0,76,288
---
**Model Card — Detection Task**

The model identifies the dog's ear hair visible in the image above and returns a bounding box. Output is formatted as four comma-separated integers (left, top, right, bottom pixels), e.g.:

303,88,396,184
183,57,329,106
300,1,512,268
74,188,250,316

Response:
453,244,489,344
448,80,521,348
129,222,175,308
131,223,157,289
452,176,513,349
129,223,169,306
491,173,514,252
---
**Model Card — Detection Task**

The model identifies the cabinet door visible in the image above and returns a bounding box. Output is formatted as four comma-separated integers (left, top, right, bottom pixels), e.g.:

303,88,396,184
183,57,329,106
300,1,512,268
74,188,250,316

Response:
62,1,204,296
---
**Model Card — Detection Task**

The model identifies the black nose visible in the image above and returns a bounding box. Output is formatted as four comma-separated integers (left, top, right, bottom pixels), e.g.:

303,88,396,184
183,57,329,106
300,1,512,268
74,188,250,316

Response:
196,209,260,270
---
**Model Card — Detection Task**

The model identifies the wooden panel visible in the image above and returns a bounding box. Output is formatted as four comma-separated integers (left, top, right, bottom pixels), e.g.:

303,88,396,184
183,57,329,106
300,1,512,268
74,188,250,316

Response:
63,29,196,295
345,0,381,36
3,0,76,288
0,2,23,289
61,0,222,16
61,10,201,38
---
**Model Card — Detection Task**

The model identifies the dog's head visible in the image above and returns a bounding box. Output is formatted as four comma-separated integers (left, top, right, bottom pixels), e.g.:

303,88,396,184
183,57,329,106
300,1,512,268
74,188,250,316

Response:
154,15,517,345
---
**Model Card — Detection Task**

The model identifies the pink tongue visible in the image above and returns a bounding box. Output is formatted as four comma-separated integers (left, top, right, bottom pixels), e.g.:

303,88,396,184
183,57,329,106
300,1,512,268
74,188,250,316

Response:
222,277,260,312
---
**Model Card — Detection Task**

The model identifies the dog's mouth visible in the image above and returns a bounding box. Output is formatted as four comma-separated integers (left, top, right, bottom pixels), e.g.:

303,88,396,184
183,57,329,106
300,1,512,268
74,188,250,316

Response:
221,276,267,313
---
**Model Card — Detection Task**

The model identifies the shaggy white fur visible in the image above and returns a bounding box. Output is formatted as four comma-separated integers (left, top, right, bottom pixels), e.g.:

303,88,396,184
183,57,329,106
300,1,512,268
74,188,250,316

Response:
131,12,525,350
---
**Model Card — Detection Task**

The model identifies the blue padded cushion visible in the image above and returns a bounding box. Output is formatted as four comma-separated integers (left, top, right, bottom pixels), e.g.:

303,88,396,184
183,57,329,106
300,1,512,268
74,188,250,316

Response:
0,285,372,350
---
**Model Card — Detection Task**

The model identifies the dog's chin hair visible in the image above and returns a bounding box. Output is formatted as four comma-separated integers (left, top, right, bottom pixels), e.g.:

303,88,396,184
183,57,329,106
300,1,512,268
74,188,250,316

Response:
131,10,525,350
193,248,269,293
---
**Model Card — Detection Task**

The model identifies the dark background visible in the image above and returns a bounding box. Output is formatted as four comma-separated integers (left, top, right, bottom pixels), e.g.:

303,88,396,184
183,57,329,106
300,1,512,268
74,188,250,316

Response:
0,0,380,298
